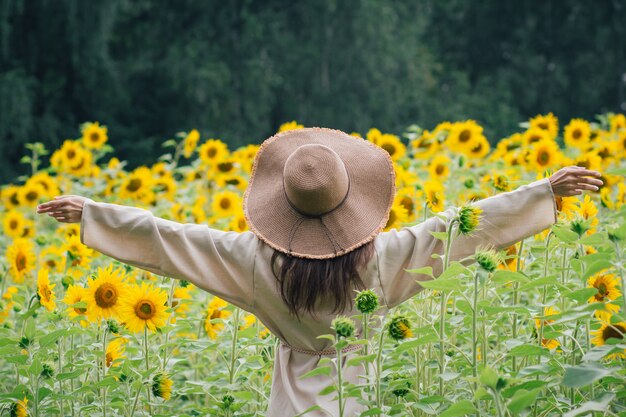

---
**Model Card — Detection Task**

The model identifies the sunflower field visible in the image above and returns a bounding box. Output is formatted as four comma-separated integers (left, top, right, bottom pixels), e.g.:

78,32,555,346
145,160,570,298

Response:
1,113,626,417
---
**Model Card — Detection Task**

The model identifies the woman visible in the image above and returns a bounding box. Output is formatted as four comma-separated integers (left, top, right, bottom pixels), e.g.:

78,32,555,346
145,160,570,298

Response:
37,127,602,416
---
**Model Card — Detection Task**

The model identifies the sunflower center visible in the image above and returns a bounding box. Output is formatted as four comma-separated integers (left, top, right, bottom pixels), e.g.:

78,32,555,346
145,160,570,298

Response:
238,218,247,230
537,122,548,130
226,178,240,186
400,196,414,215
577,160,590,169
45,259,56,269
42,287,52,300
435,165,445,175
459,130,471,142
471,143,483,153
95,283,118,308
67,149,76,159
220,199,231,210
602,324,626,342
210,309,223,320
10,193,19,206
218,162,233,173
135,300,156,320
207,147,217,158
595,283,607,301
16,253,27,272
126,178,142,192
537,150,550,165
90,132,100,143
26,191,38,202
74,305,87,315
572,129,581,139
528,135,541,144
9,219,18,230
381,143,396,156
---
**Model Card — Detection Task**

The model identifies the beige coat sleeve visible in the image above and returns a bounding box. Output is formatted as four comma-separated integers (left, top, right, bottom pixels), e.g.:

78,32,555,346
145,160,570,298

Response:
376,177,558,308
79,200,258,310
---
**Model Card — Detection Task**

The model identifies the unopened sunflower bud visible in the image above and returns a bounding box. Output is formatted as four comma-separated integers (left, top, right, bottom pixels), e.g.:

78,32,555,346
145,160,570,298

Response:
61,275,74,290
355,289,379,314
570,217,589,237
222,394,235,409
389,373,413,397
457,204,482,235
464,178,475,189
474,246,503,273
388,314,413,341
107,319,121,334
332,316,355,338
607,224,626,242
41,363,55,379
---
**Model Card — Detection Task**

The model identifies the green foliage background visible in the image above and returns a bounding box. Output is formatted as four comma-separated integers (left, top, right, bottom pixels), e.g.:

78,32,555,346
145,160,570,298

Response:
0,0,624,181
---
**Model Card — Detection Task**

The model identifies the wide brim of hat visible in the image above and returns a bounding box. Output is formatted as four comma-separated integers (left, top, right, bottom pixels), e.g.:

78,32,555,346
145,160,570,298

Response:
243,127,396,259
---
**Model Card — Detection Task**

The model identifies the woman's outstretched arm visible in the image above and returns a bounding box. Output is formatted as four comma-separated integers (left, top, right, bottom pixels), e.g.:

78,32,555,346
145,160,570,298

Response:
375,166,603,309
37,197,257,310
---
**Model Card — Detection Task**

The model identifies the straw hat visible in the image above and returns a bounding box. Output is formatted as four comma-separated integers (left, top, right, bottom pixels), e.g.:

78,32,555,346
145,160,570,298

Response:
243,127,396,259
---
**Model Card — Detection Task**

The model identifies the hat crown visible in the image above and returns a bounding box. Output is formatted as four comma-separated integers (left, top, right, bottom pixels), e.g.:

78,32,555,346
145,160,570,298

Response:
283,144,350,217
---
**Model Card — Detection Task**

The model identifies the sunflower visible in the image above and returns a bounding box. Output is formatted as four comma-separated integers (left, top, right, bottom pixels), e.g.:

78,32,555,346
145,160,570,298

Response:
215,173,248,191
27,172,60,198
204,296,232,340
498,243,524,272
231,144,259,173
36,268,56,311
154,174,177,201
591,322,626,359
9,397,28,417
428,154,450,180
1,185,21,209
63,285,89,323
151,162,171,178
118,166,155,202
556,196,579,220
395,187,422,221
563,118,591,150
51,140,83,171
529,112,559,139
445,120,483,153
574,194,599,235
228,209,249,232
152,372,173,400
6,238,36,283
609,113,626,133
526,139,561,171
86,265,129,322
63,234,92,269
105,337,128,367
424,180,445,213
212,157,239,180
118,282,169,333
3,210,27,239
411,130,440,159
489,133,523,163
377,133,406,161
198,139,229,166
384,199,409,231
394,164,419,188
211,190,242,218
465,135,491,159
17,182,45,207
522,127,551,147
278,121,304,132
573,151,602,172
587,270,621,321
183,129,200,158
534,306,560,349
81,121,108,150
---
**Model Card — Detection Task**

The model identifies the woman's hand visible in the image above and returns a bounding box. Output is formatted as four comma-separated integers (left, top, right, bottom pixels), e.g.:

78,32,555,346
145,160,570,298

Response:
37,195,88,223
548,166,603,197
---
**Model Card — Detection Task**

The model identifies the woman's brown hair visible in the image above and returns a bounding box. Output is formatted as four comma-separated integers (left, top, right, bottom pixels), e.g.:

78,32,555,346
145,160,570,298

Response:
271,241,375,321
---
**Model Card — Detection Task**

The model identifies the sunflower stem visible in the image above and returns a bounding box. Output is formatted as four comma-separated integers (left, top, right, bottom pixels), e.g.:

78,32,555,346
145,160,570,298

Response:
362,313,372,404
336,341,345,417
102,326,108,417
162,278,177,368
439,218,457,396
472,270,479,390
128,383,142,417
511,239,524,374
375,317,386,412
229,307,241,384
144,327,152,415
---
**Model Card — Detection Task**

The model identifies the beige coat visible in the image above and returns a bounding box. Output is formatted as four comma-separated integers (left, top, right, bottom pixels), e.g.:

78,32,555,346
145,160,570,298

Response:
80,177,558,417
